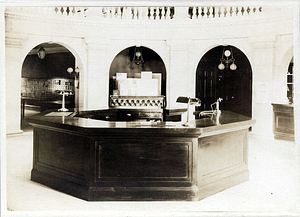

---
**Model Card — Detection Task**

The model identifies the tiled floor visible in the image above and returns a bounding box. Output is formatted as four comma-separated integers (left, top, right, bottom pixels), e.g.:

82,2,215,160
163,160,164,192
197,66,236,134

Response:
3,131,300,216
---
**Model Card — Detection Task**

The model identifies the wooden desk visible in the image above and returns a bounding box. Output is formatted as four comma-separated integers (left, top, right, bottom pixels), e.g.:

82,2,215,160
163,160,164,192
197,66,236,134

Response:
272,103,294,141
27,109,255,201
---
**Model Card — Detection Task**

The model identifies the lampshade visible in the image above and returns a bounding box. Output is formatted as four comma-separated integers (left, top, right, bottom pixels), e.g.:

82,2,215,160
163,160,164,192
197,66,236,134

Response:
67,67,73,73
135,51,141,57
230,63,237,70
176,96,189,103
37,47,46,59
224,50,231,57
218,63,225,70
74,66,79,73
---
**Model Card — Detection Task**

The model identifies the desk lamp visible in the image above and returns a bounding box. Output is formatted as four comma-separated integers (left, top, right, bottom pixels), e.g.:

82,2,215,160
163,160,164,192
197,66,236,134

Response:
58,90,73,112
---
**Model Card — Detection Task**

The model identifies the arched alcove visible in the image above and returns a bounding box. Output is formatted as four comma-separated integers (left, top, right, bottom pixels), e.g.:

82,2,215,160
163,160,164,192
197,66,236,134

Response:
196,45,252,118
22,43,75,78
109,46,167,106
21,42,76,130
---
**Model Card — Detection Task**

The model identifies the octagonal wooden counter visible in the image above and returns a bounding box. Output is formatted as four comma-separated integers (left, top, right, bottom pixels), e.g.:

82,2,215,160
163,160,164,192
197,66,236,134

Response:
27,109,255,201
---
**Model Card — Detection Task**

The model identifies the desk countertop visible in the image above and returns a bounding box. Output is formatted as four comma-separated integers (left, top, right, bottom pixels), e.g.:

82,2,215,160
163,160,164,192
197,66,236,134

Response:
27,109,255,137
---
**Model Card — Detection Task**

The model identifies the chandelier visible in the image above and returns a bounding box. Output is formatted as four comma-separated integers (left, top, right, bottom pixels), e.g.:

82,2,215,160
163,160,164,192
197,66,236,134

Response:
218,48,237,70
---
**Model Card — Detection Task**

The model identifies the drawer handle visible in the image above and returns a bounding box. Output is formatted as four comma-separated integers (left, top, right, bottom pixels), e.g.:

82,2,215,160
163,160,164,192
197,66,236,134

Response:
127,113,132,117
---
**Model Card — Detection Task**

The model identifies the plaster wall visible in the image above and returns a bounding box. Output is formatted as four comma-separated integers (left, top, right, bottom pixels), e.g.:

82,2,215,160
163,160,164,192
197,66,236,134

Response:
4,6,296,138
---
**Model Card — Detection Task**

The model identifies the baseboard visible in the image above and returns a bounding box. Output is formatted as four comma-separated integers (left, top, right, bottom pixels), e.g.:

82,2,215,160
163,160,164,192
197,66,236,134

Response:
31,169,198,201
6,130,24,136
198,170,249,200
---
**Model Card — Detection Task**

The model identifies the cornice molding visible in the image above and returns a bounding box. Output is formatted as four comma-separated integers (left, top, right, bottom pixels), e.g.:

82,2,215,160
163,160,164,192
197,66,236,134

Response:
166,39,192,51
85,37,111,50
5,37,23,48
249,36,277,49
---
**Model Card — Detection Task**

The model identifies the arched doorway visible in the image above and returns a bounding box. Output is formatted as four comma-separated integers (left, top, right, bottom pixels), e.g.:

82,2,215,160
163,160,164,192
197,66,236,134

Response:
21,42,76,130
287,57,294,104
196,45,252,117
109,46,167,106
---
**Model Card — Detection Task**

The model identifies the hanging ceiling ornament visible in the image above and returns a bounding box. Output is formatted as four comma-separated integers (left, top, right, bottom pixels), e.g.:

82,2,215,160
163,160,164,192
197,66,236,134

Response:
132,46,144,65
218,47,237,70
37,47,46,59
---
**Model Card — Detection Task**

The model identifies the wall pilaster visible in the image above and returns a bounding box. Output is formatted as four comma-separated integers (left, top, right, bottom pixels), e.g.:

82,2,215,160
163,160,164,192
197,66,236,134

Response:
5,37,24,134
251,37,276,137
166,40,192,108
85,38,111,109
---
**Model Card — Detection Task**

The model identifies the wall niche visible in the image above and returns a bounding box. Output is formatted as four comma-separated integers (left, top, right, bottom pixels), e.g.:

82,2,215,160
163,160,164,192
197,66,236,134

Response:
109,46,167,97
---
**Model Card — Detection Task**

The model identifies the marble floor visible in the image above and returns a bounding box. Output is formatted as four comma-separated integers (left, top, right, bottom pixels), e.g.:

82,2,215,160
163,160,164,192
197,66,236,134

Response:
3,130,300,217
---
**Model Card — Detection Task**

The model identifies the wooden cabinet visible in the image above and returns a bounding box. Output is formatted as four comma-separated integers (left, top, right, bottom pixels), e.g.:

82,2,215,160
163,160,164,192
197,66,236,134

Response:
272,103,294,141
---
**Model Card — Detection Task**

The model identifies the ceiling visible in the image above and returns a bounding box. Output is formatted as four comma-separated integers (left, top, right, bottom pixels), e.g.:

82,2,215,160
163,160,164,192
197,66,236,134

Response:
28,43,71,55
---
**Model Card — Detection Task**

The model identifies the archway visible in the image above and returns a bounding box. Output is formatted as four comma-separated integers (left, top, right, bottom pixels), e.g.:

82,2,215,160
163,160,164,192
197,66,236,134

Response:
21,42,76,130
287,57,294,104
196,45,252,117
109,46,167,106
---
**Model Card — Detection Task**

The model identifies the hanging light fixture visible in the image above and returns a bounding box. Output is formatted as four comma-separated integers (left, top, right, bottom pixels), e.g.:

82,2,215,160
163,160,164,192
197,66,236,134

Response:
67,66,80,88
218,47,237,70
37,47,46,59
67,66,79,78
132,46,144,65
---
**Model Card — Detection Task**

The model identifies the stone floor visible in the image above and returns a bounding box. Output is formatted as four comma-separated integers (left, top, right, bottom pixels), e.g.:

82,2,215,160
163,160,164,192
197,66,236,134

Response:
3,130,300,217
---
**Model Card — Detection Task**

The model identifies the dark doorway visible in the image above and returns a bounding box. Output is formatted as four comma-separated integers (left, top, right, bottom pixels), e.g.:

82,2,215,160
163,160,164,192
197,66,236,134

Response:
196,45,252,118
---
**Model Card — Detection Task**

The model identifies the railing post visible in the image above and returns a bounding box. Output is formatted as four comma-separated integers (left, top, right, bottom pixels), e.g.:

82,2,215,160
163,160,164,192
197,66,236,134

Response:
165,7,171,20
133,7,138,20
246,6,251,15
226,7,231,17
215,6,220,18
208,7,212,18
116,7,121,19
154,7,158,20
191,7,196,19
122,7,132,20
173,7,189,20
139,7,147,20
149,7,154,20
